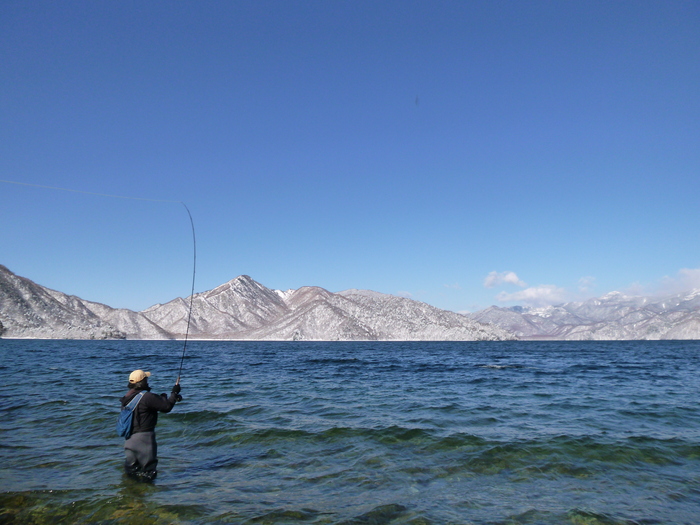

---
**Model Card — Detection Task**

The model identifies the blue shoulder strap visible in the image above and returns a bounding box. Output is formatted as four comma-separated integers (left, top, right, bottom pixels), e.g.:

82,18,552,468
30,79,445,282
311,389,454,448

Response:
126,391,146,410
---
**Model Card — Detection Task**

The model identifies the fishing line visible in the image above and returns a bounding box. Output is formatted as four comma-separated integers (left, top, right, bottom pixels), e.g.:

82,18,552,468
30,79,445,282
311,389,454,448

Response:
0,178,181,203
1,178,197,382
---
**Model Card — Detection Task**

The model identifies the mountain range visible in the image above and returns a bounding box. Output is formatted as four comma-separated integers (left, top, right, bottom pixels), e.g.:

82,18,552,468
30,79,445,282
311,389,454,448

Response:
0,265,513,341
467,290,700,340
2,264,699,341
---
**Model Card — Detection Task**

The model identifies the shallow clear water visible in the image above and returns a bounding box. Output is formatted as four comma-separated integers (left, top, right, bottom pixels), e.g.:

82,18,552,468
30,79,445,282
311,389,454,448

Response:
1,339,699,524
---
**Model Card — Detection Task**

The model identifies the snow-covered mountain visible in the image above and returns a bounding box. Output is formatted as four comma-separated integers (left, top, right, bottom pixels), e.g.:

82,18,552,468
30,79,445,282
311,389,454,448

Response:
467,290,700,340
4,264,699,341
139,275,514,341
0,265,514,341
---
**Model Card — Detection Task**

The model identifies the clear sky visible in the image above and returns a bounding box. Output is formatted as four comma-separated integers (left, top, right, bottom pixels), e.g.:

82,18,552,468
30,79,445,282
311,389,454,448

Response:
2,1,699,312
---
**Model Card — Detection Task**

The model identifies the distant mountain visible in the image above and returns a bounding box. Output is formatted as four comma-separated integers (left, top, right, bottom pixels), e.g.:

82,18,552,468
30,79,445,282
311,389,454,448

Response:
467,291,700,340
0,265,514,341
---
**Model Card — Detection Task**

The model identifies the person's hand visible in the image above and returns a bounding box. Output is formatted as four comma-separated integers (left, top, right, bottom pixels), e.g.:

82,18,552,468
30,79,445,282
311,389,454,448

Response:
175,394,183,402
172,383,181,394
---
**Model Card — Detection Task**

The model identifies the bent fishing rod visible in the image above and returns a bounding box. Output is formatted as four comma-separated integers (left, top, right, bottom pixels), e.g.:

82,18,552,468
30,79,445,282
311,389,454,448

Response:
177,202,196,386
1,179,197,385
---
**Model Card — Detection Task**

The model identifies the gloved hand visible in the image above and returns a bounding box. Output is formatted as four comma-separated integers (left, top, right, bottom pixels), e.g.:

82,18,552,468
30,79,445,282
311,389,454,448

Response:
172,383,181,394
175,394,183,402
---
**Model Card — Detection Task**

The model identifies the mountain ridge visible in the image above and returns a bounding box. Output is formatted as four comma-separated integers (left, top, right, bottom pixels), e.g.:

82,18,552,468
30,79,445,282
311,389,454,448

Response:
3,264,699,341
0,266,513,341
466,290,700,340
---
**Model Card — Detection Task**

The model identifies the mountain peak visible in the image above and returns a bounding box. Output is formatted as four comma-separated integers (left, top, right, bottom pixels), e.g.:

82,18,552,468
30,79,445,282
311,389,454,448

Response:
0,266,515,341
600,291,626,300
234,274,255,284
4,265,700,341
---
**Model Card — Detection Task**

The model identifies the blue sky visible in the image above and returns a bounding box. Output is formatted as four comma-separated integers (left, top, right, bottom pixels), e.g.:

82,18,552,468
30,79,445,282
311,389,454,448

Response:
2,1,699,312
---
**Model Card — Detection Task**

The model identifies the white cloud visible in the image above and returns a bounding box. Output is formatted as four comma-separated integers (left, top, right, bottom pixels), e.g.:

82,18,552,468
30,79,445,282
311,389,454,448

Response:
485,268,700,308
483,271,527,289
657,268,700,296
578,276,596,293
496,285,567,307
444,282,462,290
674,268,700,289
624,281,646,296
619,268,700,298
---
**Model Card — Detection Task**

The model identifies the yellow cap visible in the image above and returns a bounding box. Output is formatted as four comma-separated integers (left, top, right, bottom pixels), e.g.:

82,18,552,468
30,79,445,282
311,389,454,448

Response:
129,370,151,383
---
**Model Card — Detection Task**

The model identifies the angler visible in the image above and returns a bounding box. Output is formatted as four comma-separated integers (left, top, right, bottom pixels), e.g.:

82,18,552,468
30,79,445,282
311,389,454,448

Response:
120,369,182,482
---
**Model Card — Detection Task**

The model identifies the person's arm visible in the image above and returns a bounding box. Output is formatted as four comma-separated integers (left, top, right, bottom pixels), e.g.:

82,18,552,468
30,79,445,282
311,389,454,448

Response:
144,384,180,413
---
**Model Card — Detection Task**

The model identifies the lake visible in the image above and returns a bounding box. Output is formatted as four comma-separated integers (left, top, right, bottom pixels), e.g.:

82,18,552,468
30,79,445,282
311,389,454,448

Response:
1,339,699,524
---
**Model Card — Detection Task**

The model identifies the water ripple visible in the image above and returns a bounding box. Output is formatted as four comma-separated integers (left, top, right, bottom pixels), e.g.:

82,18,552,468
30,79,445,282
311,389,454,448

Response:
1,339,699,524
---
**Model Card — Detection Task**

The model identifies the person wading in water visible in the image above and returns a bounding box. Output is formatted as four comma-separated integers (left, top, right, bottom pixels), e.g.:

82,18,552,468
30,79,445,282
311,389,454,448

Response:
121,369,181,481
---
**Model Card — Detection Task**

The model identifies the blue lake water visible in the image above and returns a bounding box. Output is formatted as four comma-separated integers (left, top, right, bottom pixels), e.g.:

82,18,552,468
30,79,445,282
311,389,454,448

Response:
1,339,699,524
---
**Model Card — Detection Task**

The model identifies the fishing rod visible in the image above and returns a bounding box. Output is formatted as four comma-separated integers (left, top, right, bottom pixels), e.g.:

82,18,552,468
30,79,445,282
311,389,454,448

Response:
177,202,196,385
1,179,197,384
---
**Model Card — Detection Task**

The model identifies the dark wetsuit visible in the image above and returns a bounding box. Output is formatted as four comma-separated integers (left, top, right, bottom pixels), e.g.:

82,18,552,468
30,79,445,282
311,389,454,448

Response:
120,388,178,481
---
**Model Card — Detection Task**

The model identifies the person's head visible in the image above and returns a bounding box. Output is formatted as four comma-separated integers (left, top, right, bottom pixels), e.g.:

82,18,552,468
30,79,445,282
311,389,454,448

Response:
128,369,151,390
